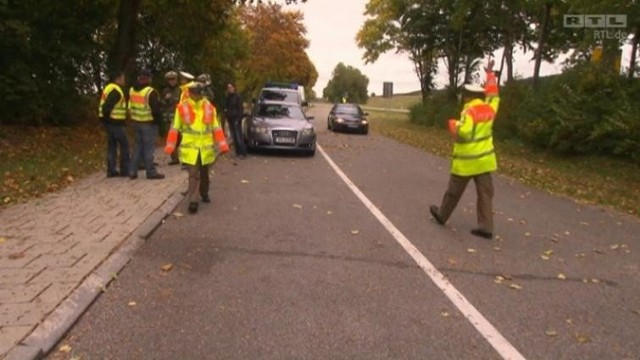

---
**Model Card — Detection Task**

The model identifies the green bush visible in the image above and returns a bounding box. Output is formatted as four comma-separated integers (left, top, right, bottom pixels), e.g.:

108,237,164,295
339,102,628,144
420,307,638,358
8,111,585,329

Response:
515,63,640,161
409,91,459,128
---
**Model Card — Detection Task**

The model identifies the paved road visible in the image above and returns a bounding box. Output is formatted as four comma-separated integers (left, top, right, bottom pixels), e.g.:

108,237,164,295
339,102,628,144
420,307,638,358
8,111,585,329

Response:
4,103,639,360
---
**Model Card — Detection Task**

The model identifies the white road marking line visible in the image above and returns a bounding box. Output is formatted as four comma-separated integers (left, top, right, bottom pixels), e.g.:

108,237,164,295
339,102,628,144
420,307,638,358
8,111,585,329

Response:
317,143,526,360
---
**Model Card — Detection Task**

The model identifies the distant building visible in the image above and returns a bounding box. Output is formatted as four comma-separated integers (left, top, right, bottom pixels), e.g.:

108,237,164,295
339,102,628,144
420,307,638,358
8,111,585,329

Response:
383,82,393,98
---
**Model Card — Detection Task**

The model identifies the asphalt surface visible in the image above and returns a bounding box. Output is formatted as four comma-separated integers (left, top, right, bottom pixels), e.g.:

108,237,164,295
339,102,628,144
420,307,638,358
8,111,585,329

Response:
40,103,640,360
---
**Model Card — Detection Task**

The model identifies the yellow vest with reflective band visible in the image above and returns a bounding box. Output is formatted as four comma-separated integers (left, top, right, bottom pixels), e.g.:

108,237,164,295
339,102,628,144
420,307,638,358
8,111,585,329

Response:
450,98,498,176
98,83,127,120
172,98,219,166
128,86,154,122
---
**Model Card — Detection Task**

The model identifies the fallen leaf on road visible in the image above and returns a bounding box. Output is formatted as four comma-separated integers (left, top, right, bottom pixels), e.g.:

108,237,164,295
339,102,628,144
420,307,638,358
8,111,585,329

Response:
467,248,477,253
494,276,504,284
240,179,250,184
161,263,174,272
557,273,567,280
540,255,550,261
575,334,590,343
441,311,450,317
543,250,554,256
590,278,600,284
545,330,558,337
0,236,6,244
610,244,620,250
593,249,605,254
128,301,137,306
579,221,589,226
632,309,640,316
293,204,303,209
447,258,457,265
493,247,501,252
350,229,359,235
564,231,571,235
524,232,531,237
509,283,523,290
59,344,72,353
173,212,184,218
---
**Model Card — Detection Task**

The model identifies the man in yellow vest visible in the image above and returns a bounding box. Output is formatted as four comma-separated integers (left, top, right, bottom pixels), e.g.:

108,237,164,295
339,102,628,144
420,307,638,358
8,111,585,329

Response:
99,70,130,178
164,82,229,214
430,59,499,239
128,69,165,179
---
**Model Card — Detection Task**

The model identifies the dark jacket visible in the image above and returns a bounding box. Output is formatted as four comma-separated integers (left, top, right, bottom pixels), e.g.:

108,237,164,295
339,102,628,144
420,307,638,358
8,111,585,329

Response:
102,88,125,126
224,92,243,121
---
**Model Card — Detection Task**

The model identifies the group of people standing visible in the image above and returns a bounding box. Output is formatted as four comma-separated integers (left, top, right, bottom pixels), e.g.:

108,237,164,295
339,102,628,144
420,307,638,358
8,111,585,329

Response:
98,69,177,180
98,68,246,214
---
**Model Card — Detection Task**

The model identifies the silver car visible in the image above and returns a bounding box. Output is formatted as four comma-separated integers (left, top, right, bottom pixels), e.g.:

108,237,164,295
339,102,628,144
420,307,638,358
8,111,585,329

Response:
244,100,316,156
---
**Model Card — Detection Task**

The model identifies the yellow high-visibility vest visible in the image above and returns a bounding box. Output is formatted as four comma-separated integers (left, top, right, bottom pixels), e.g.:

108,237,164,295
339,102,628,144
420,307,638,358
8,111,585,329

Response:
98,83,127,120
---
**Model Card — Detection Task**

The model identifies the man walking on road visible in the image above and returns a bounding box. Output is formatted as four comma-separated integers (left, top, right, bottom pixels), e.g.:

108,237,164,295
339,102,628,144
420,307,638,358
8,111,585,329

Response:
224,82,247,158
430,59,500,239
164,82,229,214
99,70,130,178
128,69,165,180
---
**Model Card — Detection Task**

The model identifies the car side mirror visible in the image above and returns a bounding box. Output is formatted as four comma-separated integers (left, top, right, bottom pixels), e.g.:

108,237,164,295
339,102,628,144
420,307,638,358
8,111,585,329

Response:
302,101,309,107
364,112,369,116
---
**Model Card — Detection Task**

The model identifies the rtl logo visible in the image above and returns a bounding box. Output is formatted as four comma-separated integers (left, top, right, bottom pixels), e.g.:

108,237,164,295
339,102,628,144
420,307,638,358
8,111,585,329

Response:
563,14,627,28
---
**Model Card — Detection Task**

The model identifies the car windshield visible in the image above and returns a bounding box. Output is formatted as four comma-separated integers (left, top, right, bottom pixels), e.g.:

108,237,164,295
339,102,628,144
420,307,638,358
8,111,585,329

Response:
260,89,299,103
257,104,305,119
334,105,361,115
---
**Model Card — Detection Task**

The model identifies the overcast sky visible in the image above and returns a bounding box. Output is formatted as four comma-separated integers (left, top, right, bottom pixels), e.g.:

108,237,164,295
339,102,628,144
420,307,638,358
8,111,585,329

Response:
289,0,634,96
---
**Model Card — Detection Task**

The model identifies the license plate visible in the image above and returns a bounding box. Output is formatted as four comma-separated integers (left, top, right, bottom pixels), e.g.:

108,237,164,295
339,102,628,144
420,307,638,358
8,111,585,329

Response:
275,137,295,144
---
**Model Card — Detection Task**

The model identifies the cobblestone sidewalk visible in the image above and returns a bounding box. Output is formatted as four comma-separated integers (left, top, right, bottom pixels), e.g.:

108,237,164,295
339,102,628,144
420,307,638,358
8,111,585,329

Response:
0,155,187,360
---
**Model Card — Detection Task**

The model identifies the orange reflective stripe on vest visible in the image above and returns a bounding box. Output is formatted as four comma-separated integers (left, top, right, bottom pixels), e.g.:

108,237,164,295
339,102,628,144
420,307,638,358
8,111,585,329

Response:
466,104,495,123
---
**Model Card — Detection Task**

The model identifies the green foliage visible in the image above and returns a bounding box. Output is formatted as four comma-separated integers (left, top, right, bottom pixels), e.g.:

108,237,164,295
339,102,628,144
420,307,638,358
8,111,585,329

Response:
516,64,640,160
408,91,459,128
323,63,369,103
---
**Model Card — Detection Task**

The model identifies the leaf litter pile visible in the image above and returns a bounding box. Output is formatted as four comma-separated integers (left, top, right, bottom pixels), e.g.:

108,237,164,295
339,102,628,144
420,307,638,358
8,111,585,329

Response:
1,123,106,207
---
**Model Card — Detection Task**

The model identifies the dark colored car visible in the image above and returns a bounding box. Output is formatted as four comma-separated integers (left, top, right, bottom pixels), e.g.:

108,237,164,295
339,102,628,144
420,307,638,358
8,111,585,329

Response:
244,100,316,156
327,103,369,134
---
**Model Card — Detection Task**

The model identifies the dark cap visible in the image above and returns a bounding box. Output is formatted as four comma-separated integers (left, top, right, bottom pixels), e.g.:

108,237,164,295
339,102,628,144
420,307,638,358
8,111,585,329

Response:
138,69,152,78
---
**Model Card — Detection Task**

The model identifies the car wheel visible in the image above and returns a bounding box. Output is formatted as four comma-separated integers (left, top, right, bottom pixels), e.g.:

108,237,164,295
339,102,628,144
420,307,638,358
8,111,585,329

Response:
362,128,369,135
327,120,331,130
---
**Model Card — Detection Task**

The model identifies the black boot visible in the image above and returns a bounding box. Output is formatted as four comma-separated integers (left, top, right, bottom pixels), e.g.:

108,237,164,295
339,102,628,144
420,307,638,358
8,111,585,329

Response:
188,202,199,214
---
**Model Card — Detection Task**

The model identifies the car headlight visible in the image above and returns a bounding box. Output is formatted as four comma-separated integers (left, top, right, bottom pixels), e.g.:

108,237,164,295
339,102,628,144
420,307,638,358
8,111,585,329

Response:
335,117,345,123
301,127,314,135
361,120,368,125
251,125,269,134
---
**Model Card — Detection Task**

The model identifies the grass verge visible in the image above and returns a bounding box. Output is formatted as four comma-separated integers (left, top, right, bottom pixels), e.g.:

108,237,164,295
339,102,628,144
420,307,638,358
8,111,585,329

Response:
368,110,640,218
0,122,106,207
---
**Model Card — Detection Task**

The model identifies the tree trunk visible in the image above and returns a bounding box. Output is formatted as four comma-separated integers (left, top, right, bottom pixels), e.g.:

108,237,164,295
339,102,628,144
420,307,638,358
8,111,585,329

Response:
533,2,551,88
628,26,639,78
107,0,143,75
504,41,514,83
